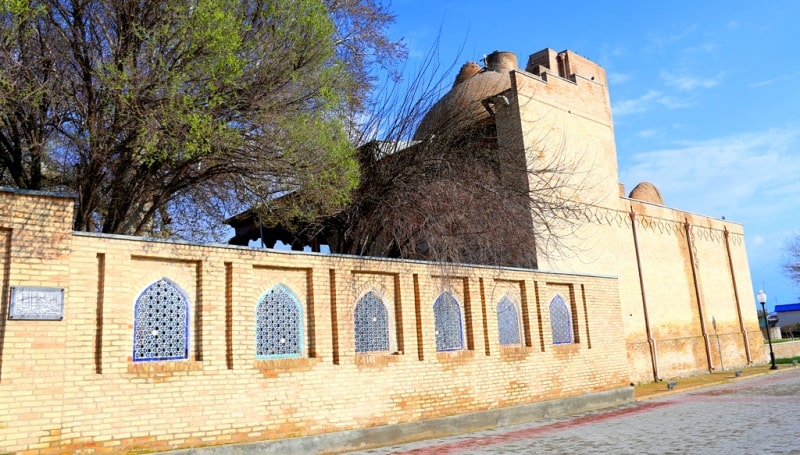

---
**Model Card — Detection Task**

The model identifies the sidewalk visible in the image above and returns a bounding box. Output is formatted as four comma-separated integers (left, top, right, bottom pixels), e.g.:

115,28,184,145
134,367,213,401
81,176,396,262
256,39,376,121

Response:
634,362,799,400
344,364,800,454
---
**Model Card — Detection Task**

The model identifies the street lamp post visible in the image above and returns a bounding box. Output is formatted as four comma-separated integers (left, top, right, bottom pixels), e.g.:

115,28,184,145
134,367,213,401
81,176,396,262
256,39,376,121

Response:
757,290,778,370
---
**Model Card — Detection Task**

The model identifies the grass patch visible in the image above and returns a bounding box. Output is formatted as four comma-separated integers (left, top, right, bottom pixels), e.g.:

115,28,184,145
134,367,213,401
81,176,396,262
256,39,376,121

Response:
776,356,800,364
769,338,796,344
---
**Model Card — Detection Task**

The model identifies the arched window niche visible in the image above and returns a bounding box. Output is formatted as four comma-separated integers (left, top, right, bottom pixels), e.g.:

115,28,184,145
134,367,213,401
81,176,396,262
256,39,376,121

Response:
497,295,522,346
433,291,465,352
354,290,391,353
133,278,190,362
549,294,574,345
256,285,304,359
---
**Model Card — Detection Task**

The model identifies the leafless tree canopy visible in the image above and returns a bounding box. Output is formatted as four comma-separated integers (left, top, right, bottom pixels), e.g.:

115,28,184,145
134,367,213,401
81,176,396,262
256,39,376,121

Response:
783,234,800,288
271,44,586,269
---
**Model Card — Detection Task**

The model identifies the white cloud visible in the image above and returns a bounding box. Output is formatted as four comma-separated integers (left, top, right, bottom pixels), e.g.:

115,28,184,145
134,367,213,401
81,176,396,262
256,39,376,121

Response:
684,42,717,54
753,235,765,246
599,44,627,67
619,127,800,224
613,91,661,116
612,90,690,117
613,69,725,118
700,42,716,53
748,72,799,88
656,95,691,110
748,77,780,88
660,70,725,91
647,25,698,48
637,128,661,139
608,72,631,85
609,45,626,57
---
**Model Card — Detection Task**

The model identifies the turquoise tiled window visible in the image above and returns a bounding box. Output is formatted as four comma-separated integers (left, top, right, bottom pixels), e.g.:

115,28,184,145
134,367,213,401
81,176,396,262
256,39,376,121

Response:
550,294,573,344
354,291,390,353
256,285,303,358
434,292,464,351
497,296,522,346
133,278,189,361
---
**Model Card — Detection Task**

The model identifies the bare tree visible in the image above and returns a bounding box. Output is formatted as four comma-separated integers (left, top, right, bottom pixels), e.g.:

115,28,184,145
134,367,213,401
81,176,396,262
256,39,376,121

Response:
282,44,586,269
783,234,800,287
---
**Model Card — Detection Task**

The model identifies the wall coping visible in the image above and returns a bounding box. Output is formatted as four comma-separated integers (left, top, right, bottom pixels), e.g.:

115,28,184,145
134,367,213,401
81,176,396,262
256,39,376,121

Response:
72,231,618,280
1,185,616,281
0,185,76,199
620,196,743,226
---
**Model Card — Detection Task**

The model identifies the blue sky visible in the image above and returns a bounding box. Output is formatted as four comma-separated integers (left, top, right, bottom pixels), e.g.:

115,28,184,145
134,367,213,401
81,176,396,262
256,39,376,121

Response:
386,0,800,311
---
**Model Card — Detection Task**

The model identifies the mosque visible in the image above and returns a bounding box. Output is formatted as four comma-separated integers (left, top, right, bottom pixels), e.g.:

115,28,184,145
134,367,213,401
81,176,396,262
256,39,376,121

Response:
229,48,762,383
0,48,764,453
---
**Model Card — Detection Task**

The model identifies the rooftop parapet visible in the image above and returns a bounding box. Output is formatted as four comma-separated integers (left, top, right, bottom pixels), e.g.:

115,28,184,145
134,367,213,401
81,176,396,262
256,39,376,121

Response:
526,48,607,86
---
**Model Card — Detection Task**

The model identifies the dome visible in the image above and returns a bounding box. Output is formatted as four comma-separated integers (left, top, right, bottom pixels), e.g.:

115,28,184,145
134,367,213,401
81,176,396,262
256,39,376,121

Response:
414,51,518,140
628,182,664,205
453,62,482,85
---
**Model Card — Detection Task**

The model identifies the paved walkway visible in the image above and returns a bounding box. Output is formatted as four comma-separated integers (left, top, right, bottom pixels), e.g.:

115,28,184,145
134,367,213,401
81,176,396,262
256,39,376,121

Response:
345,365,800,454
634,364,789,399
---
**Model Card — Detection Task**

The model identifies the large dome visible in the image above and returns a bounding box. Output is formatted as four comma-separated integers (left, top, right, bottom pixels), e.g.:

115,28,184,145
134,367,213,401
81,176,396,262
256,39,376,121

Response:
414,51,517,140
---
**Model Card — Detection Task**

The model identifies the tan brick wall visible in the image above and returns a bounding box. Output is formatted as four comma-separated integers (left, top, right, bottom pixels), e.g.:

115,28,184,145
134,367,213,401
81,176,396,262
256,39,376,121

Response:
770,340,800,359
511,70,620,209
535,198,762,383
506,52,763,383
621,200,762,380
0,189,630,454
0,190,73,454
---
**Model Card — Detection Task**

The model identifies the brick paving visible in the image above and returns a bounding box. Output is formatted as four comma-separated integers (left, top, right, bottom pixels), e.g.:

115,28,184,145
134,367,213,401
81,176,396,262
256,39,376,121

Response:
346,367,800,454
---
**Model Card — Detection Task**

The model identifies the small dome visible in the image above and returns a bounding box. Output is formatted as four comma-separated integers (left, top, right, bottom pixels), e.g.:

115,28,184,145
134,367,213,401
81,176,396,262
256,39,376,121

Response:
628,182,664,205
453,62,482,86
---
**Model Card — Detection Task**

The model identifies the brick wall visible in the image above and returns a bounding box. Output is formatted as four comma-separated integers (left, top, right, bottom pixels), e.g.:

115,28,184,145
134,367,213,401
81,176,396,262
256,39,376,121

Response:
769,340,800,359
0,189,73,453
0,189,631,454
507,51,763,383
534,194,763,383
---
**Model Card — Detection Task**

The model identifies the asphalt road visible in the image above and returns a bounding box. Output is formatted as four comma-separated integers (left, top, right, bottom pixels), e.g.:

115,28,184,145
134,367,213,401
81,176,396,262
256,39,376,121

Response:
346,370,800,454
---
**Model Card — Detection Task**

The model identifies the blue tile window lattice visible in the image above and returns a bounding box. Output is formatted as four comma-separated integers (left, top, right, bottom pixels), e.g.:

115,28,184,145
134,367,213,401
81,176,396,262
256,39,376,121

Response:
549,294,574,344
497,296,522,346
433,292,464,351
256,285,303,358
133,278,189,362
354,291,390,352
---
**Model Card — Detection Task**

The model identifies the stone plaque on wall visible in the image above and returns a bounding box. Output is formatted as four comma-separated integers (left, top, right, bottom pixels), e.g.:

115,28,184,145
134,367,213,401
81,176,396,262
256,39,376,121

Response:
8,286,64,320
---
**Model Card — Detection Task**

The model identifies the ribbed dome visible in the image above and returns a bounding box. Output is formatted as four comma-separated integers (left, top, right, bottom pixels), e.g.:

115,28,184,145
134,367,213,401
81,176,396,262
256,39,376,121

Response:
628,182,664,205
453,62,482,86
